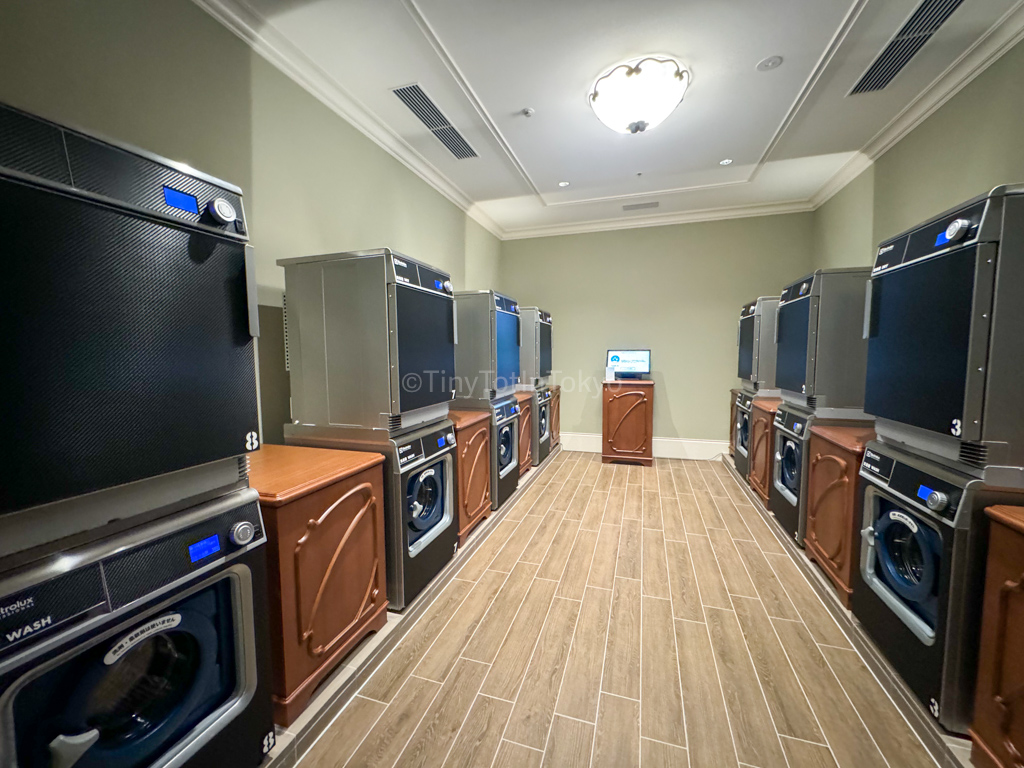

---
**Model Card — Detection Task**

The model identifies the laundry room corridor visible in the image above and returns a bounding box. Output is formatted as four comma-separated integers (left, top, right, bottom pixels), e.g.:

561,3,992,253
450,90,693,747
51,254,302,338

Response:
297,451,939,768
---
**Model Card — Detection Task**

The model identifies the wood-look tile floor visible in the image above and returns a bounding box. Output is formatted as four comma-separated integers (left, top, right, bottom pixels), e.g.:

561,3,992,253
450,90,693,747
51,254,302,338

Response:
299,452,939,768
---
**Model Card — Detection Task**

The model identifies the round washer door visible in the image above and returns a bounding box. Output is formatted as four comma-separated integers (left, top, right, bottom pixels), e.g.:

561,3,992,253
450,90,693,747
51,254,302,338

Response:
498,424,515,469
407,463,445,533
874,507,941,604
14,582,236,768
781,438,801,493
738,413,750,450
539,405,549,438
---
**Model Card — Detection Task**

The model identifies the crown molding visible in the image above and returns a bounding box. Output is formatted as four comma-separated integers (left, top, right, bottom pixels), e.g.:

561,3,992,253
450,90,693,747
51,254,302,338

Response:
192,0,506,240
809,152,874,208
499,199,815,240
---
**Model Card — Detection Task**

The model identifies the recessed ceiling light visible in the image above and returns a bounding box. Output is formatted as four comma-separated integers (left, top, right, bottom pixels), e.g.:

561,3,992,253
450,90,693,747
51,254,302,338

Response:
589,55,691,134
719,158,733,165
558,181,570,187
756,56,783,72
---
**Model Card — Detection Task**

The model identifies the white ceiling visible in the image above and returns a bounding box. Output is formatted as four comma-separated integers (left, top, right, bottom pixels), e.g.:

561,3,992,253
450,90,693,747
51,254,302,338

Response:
199,0,1024,238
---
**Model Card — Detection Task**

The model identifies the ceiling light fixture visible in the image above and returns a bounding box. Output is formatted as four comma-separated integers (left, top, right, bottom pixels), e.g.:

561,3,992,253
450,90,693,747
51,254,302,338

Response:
756,55,783,72
589,55,691,135
719,158,733,165
558,181,570,187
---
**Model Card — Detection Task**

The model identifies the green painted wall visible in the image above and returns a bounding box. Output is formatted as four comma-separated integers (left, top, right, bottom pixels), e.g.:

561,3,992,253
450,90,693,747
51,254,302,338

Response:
812,36,1024,270
0,0,500,443
500,214,815,440
812,165,875,269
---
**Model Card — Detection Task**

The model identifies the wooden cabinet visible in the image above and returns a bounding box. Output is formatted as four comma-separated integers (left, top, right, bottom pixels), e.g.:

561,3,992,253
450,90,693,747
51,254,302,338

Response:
248,444,387,725
748,398,781,506
515,391,533,476
971,506,1024,768
729,388,741,456
551,385,561,447
803,425,875,608
602,380,654,466
450,409,492,546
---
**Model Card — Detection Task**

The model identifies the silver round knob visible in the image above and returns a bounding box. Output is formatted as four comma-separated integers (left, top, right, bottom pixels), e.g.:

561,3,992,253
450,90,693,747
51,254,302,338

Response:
443,280,453,294
926,491,949,512
945,219,971,243
229,521,256,546
207,197,237,225
794,423,803,434
446,433,456,446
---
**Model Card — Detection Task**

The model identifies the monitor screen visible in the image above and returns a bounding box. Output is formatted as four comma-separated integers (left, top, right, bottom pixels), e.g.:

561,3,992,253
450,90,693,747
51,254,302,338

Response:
607,350,651,374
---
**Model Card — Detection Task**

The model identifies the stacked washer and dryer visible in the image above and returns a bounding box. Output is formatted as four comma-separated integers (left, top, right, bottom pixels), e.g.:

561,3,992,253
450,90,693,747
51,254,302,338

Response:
733,297,780,480
279,249,459,611
852,186,1024,734
454,291,523,509
769,268,874,545
520,307,554,466
0,104,275,768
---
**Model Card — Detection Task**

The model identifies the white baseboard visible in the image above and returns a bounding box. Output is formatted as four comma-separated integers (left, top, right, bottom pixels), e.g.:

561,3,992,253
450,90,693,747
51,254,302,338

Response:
560,432,730,460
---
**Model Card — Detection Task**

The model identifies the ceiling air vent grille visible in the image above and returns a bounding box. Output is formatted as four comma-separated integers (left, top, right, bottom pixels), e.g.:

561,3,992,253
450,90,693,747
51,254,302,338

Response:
850,0,964,94
623,201,659,212
393,84,478,159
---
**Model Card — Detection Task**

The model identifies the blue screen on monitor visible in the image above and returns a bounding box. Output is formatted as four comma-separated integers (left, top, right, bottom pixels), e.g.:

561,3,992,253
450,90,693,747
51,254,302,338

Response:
607,350,651,374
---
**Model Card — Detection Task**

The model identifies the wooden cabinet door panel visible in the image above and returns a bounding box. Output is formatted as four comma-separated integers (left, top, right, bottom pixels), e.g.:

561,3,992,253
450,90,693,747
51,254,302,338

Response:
519,400,532,475
291,474,385,665
458,420,491,538
551,389,561,446
602,382,653,465
748,412,772,500
806,448,851,566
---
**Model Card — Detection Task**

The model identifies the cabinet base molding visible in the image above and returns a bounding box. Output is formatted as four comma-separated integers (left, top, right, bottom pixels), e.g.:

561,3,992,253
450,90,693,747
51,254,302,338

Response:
561,432,730,460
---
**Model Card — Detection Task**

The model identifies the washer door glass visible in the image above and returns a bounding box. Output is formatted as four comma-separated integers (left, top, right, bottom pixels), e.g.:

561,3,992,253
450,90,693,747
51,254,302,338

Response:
539,405,549,439
738,413,750,450
498,424,515,469
13,580,237,768
781,438,801,493
874,506,942,626
407,462,445,543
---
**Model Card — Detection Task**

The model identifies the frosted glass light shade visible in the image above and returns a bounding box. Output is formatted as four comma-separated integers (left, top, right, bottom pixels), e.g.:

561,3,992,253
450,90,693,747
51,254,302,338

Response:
590,57,691,134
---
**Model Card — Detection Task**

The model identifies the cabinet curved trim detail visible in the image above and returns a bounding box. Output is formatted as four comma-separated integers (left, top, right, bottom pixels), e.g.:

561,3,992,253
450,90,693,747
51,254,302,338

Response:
807,452,850,561
607,391,649,454
462,426,491,516
294,481,379,658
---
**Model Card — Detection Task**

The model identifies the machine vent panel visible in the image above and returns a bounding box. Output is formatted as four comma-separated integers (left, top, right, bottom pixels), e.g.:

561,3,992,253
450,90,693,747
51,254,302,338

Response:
393,84,478,159
623,201,659,211
282,292,290,372
850,0,964,94
805,396,818,409
238,455,250,480
959,441,988,467
387,414,402,431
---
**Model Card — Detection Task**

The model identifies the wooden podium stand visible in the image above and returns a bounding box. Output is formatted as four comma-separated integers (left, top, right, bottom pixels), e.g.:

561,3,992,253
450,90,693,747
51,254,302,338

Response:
602,380,654,466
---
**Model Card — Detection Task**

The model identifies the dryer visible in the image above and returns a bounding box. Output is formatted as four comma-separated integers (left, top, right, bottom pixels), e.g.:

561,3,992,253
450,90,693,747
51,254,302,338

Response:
865,185,1024,486
0,489,274,768
736,297,780,397
770,268,873,544
852,441,1023,733
285,421,458,610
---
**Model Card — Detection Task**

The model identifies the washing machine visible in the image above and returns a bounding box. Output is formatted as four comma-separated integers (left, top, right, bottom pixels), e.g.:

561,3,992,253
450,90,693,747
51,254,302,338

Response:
0,488,275,767
733,392,754,479
852,441,1022,733
770,268,873,543
490,396,521,509
286,420,458,610
533,387,553,465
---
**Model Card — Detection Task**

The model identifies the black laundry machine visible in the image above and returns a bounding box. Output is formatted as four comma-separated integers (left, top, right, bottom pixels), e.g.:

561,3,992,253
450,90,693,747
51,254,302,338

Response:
853,442,1020,733
491,396,521,509
534,387,553,465
733,392,754,479
865,185,1024,485
285,420,458,610
0,489,274,767
0,102,260,556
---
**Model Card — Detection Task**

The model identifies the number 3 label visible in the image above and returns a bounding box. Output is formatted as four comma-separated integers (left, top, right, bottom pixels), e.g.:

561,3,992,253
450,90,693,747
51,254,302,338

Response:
950,419,962,437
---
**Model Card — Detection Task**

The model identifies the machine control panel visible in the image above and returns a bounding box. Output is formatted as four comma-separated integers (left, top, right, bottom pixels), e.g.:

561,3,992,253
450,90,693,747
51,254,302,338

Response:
860,446,964,520
539,310,553,324
873,200,986,274
493,398,519,423
391,254,453,297
398,426,456,468
740,301,757,317
779,277,815,305
735,392,753,410
773,407,808,435
0,497,263,660
537,388,552,403
494,293,520,314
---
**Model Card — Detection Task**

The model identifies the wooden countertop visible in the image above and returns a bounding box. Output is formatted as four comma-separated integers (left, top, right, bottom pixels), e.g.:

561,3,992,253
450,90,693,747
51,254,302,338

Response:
751,397,783,413
986,505,1024,536
449,408,491,430
809,425,876,454
514,391,533,404
248,444,384,507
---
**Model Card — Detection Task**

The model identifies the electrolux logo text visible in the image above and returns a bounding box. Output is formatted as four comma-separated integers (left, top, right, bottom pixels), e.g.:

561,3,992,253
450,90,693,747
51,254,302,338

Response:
0,596,35,619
